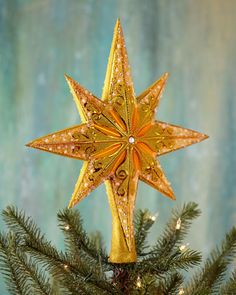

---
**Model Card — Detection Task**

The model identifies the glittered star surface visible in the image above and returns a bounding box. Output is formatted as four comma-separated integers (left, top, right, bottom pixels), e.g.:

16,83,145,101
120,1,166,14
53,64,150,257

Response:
27,19,208,263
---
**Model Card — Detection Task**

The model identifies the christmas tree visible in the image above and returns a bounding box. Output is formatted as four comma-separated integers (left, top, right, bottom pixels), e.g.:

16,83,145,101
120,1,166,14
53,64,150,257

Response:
0,203,235,294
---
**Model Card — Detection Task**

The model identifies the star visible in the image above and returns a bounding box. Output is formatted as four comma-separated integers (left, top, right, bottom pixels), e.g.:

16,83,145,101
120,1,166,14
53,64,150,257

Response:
26,19,208,263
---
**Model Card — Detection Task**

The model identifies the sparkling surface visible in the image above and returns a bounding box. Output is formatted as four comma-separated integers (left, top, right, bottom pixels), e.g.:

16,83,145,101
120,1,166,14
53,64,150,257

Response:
129,136,135,144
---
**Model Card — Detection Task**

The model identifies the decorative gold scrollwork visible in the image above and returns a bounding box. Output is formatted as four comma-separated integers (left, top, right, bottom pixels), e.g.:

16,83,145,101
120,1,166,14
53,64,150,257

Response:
117,187,125,196
72,146,80,153
91,112,101,121
114,83,125,106
72,132,81,139
141,104,150,112
88,174,95,182
94,161,103,172
115,96,125,106
116,169,127,180
144,163,163,182
85,145,96,156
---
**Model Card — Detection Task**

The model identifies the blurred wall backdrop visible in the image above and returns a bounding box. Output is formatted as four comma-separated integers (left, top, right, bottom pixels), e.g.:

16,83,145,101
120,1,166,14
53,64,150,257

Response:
0,0,236,292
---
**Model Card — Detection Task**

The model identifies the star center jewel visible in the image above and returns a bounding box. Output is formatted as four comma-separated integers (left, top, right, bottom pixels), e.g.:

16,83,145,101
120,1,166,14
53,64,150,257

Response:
128,136,135,144
27,19,208,263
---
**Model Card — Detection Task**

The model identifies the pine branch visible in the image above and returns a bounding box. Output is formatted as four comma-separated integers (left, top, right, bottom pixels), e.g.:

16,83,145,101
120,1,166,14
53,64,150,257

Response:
11,253,51,295
134,209,155,256
151,202,201,258
24,224,116,294
220,270,236,295
137,248,201,276
0,231,52,295
2,206,117,294
137,203,201,276
0,232,24,295
89,231,108,277
89,231,106,253
185,226,236,295
3,206,93,278
57,208,110,270
11,237,51,294
2,206,43,243
166,249,202,271
156,272,183,295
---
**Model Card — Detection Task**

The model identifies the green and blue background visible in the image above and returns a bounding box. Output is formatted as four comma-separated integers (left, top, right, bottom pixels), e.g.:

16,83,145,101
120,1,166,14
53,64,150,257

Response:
0,0,236,292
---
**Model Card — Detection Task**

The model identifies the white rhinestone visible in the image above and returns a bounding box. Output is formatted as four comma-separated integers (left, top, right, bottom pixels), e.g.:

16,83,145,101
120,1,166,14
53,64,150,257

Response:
128,136,135,144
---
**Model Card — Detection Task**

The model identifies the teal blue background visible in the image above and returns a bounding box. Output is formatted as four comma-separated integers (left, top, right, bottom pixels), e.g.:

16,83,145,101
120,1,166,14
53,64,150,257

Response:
1,0,236,292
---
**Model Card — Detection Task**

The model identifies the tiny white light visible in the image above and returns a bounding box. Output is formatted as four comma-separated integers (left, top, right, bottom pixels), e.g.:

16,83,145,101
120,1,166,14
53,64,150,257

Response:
179,243,189,252
64,224,70,231
149,212,159,222
136,276,142,288
179,287,184,294
176,218,182,230
63,264,69,270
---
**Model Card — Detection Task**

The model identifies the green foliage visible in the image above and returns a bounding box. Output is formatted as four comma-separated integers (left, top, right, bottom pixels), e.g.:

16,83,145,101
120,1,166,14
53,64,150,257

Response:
134,209,155,255
185,227,236,295
220,270,236,294
0,231,51,295
0,203,235,294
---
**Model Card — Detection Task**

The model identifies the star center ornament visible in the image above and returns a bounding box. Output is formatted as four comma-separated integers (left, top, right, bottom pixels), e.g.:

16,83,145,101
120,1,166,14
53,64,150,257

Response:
27,19,208,263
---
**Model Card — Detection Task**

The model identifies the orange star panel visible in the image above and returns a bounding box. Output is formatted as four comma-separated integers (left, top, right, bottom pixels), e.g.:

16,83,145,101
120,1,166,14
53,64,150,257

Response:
27,19,208,263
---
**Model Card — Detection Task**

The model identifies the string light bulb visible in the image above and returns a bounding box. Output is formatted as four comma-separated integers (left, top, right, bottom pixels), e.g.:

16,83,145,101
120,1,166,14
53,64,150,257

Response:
179,243,190,252
64,224,70,230
149,212,159,222
176,218,181,230
136,276,142,288
179,287,184,294
63,264,69,270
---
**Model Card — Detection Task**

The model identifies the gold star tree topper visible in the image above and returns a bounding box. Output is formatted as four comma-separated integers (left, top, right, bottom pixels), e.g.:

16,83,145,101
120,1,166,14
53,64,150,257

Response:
27,19,208,263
